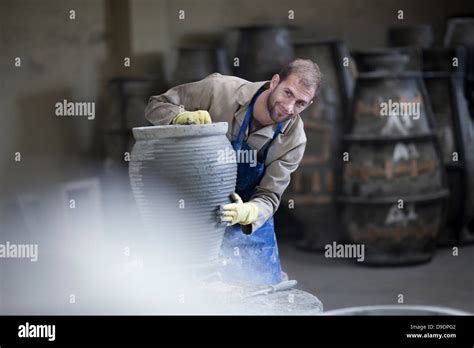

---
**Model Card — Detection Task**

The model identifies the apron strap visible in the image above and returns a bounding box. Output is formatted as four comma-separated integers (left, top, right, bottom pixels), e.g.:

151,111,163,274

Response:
235,87,265,149
261,122,283,160
234,87,283,159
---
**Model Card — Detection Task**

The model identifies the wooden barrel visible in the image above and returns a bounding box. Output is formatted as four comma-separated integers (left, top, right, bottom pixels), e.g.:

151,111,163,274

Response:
282,40,353,250
422,47,474,245
234,25,294,81
172,45,231,86
444,17,474,120
338,49,448,265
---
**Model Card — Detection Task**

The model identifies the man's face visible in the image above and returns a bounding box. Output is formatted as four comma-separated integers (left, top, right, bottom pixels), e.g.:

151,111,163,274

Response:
266,73,315,123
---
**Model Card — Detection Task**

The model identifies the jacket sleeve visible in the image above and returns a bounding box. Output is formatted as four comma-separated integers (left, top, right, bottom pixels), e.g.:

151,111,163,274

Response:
247,124,307,232
144,74,217,125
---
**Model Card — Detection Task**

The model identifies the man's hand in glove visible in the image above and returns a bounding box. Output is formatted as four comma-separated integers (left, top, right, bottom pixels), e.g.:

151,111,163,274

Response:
171,110,212,125
221,193,259,226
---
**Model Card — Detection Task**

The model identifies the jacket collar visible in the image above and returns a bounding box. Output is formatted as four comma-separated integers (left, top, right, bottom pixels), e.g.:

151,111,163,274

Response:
235,80,297,136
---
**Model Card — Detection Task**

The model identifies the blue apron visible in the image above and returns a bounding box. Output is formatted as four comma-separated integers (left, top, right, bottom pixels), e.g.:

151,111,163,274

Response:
219,87,283,285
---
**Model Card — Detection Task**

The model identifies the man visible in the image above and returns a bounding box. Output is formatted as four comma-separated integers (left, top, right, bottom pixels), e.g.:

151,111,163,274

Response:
145,59,321,285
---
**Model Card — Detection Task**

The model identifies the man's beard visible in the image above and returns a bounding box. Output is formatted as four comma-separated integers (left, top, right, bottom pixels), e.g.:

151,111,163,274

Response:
267,91,293,123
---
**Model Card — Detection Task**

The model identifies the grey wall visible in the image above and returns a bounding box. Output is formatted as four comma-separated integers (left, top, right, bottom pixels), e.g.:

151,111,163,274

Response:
0,0,109,312
0,0,107,194
129,0,474,80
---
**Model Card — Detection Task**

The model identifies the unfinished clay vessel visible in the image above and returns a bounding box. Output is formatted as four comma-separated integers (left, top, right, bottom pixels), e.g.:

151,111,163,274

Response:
129,122,237,264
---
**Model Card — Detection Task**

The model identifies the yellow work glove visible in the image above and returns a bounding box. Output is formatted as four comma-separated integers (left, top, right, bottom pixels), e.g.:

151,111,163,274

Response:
171,110,212,125
221,193,259,226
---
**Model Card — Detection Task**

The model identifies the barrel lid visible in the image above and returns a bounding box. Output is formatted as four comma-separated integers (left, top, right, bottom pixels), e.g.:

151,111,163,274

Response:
132,122,228,140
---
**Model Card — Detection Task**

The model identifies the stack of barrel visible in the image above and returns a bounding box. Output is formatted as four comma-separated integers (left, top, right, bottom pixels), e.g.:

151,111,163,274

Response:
338,49,449,265
442,17,474,241
445,17,474,121
422,48,474,245
386,22,474,246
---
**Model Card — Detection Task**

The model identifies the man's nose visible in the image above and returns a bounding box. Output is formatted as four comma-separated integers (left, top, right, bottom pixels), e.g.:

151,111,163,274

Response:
285,102,295,115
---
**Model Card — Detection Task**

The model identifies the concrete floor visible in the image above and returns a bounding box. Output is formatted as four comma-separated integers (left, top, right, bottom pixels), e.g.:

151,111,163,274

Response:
279,240,474,313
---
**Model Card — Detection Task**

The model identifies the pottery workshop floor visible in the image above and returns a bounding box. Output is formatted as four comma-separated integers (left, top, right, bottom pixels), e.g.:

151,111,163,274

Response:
278,239,474,313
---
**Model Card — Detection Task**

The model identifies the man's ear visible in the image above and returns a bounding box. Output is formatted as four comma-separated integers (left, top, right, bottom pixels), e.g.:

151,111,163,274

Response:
270,74,280,89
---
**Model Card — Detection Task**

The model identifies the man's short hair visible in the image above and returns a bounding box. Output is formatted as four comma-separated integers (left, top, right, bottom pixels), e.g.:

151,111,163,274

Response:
279,59,322,97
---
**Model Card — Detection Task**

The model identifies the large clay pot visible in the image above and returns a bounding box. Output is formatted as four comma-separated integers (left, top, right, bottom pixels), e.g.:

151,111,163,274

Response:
234,25,294,81
444,17,474,120
422,47,474,245
283,40,354,250
338,49,448,265
172,45,231,85
129,123,237,265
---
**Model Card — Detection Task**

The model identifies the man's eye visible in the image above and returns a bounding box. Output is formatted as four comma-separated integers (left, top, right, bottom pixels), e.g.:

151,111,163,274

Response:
286,91,291,96
298,102,306,108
